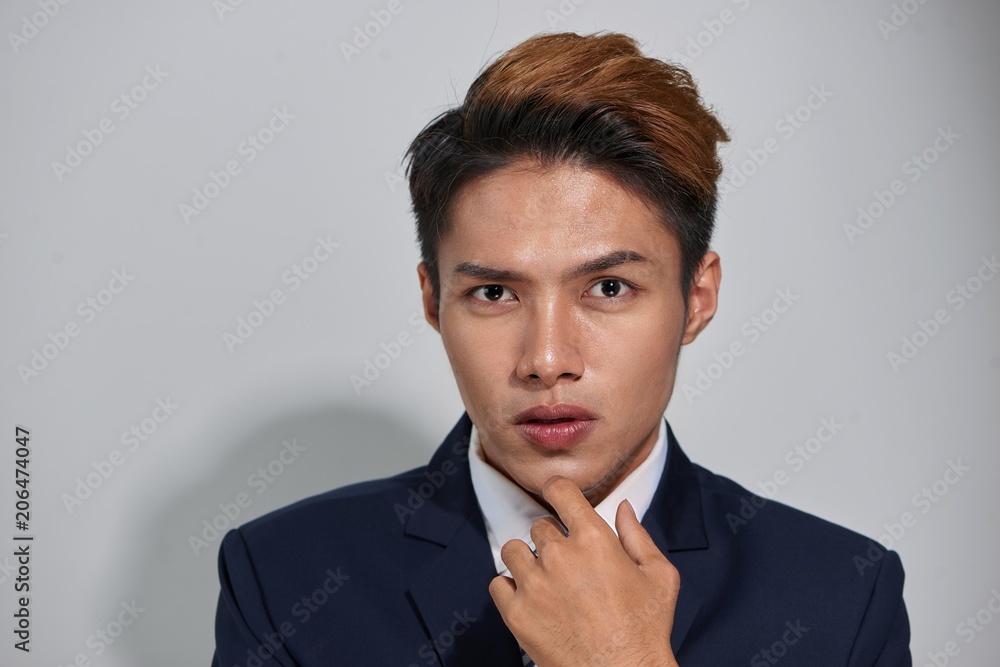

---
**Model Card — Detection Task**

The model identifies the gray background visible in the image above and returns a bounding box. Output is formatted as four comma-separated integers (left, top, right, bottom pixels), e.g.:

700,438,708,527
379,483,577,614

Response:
2,0,998,665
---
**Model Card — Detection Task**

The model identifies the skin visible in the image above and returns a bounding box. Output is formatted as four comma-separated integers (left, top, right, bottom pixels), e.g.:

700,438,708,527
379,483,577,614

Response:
493,477,681,667
417,158,721,665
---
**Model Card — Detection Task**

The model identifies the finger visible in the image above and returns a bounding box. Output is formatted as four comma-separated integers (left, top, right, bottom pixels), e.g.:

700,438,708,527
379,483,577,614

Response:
541,475,604,533
529,515,566,552
500,538,537,581
615,499,667,566
488,574,517,611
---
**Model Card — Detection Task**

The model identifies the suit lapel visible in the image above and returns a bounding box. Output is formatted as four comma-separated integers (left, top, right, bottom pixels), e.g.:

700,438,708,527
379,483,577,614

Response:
403,413,523,666
641,419,711,655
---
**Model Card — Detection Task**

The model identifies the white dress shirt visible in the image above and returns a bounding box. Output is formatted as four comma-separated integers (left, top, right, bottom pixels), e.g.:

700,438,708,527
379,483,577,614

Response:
468,416,669,578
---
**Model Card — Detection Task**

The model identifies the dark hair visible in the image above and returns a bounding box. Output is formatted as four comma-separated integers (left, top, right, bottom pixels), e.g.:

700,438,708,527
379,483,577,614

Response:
404,31,730,310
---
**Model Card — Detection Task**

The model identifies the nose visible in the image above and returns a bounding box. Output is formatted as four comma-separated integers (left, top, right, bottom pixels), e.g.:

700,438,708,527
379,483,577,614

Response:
515,298,584,386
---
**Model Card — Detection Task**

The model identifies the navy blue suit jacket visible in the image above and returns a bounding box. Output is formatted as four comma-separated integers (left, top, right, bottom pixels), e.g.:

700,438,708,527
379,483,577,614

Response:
212,413,911,666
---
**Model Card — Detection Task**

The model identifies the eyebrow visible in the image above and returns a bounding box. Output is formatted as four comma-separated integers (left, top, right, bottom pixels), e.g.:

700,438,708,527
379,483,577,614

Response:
452,249,649,283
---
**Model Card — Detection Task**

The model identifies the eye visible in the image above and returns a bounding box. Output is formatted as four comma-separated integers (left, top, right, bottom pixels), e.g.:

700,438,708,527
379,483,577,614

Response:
585,279,633,299
469,284,515,302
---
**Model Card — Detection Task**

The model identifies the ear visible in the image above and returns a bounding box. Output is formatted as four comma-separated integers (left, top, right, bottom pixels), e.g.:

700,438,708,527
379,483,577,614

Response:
681,251,721,345
417,262,441,333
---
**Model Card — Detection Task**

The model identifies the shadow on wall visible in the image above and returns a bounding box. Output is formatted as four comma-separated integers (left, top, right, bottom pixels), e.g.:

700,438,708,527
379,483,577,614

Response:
114,402,436,667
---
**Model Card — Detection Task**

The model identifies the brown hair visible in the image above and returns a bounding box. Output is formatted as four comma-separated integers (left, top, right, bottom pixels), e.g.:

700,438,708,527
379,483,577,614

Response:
404,31,730,308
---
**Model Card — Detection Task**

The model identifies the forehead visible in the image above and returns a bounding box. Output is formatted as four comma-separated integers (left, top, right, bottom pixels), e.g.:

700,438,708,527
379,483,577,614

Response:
441,159,678,271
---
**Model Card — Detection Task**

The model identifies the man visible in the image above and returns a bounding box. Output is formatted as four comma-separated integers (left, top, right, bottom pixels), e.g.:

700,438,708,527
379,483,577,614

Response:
211,32,911,666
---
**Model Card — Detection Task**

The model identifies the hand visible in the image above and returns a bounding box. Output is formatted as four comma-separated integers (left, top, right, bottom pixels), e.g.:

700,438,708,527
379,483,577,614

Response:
488,476,681,667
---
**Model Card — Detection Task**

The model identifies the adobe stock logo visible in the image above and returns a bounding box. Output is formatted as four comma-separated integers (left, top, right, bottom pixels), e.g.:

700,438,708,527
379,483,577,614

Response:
189,438,307,556
223,235,340,353
51,66,169,182
17,268,135,386
56,600,144,666
213,0,249,21
750,620,809,667
392,437,470,523
8,0,73,54
667,0,755,67
339,0,416,62
62,397,180,515
886,254,997,372
718,84,833,202
407,610,478,667
753,417,846,502
544,0,588,30
844,126,960,244
179,107,295,224
681,288,800,404
877,0,933,41
922,588,1000,667
232,567,350,667
350,310,430,395
854,458,969,576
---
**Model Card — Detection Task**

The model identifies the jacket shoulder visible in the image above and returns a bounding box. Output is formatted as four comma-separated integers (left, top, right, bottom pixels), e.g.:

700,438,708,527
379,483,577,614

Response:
231,464,429,554
693,462,886,554
673,464,909,666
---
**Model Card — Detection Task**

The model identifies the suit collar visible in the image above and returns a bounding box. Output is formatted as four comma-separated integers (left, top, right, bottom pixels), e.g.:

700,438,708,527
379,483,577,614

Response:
643,419,709,652
403,413,523,665
402,412,479,547
403,412,709,663
643,419,710,552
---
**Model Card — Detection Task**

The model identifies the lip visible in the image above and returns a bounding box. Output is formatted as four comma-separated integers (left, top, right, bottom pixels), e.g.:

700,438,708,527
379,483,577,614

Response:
514,404,597,450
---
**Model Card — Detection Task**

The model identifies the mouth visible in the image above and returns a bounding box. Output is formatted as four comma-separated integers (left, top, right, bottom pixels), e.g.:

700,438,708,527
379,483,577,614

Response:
514,404,597,450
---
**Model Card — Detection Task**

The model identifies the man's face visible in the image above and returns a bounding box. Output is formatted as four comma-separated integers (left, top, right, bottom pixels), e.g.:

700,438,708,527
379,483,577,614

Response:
418,159,719,505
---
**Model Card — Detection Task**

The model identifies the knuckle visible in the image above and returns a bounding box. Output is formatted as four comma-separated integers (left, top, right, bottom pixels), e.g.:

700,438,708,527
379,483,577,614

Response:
538,540,567,567
530,516,551,532
504,600,528,628
488,577,504,598
574,522,605,543
658,560,681,588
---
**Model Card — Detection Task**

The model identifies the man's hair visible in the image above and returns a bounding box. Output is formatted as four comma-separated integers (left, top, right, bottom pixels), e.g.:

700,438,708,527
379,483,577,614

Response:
404,31,730,310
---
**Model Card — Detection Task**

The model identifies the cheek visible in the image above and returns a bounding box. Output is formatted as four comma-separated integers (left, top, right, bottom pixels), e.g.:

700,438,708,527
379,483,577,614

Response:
440,317,508,392
591,313,681,400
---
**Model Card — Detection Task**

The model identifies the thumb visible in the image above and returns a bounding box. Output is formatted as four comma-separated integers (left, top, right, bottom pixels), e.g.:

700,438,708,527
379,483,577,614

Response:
615,499,664,565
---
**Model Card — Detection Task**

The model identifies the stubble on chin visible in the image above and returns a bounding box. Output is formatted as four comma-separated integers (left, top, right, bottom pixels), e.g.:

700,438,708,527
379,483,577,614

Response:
480,421,659,510
578,422,660,505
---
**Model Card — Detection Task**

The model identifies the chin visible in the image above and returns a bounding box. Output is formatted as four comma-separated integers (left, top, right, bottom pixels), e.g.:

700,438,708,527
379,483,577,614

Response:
515,463,608,497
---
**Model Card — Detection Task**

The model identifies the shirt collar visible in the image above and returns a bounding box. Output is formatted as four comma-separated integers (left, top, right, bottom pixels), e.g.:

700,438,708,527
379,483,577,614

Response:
468,416,669,576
